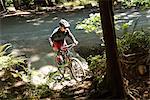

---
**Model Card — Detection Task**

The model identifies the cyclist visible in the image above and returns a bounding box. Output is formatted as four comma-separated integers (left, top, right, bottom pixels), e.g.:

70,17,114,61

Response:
49,19,85,80
49,19,78,51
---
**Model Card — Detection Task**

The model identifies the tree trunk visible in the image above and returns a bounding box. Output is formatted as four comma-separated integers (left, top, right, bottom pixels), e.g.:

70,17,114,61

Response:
12,0,20,10
0,0,6,12
48,0,55,7
99,0,125,99
45,0,49,6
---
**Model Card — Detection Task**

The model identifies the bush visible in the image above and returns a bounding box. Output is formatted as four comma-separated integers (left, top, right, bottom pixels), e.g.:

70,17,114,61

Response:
63,0,98,7
117,30,150,54
121,0,150,9
76,13,121,37
0,43,28,99
0,43,27,70
76,13,102,35
87,55,106,82
76,13,150,54
0,43,55,99
5,0,13,7
87,54,107,95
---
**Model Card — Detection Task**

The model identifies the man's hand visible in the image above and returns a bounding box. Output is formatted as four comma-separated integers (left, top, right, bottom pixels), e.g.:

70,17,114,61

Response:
50,42,53,47
49,38,53,47
74,40,79,46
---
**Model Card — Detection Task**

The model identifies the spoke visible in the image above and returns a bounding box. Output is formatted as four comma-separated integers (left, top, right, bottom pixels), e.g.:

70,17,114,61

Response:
70,58,85,81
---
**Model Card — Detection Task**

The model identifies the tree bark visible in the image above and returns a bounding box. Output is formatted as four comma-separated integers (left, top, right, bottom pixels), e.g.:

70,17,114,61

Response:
0,0,6,11
99,0,125,99
12,0,20,10
45,0,49,6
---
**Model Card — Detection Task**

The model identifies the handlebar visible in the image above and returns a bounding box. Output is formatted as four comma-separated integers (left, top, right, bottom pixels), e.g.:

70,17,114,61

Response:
61,43,76,51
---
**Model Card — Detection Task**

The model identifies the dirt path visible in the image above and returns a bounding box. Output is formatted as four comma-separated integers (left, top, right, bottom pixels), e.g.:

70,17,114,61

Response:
49,79,92,99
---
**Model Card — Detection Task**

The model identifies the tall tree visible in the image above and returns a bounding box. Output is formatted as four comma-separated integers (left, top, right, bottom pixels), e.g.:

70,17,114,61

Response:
0,0,6,12
12,0,20,10
99,0,125,99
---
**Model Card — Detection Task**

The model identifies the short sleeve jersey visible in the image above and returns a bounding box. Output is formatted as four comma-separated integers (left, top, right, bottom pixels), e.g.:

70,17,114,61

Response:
50,27,75,42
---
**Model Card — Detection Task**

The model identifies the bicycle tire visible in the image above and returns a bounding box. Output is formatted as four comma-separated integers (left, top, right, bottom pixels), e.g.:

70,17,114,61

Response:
69,57,86,82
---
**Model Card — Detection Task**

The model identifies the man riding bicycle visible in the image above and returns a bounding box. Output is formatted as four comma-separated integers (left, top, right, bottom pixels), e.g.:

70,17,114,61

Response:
49,19,78,51
49,20,86,81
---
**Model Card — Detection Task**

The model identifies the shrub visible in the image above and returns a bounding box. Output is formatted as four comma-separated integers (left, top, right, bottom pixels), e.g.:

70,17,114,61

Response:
76,13,102,36
76,13,150,54
0,43,27,70
117,30,150,54
0,43,28,99
76,13,122,37
121,0,150,9
0,43,55,99
87,54,106,82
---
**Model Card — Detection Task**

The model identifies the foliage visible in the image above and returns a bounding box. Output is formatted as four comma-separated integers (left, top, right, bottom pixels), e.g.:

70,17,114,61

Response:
0,43,56,99
0,43,26,70
78,0,98,6
117,30,150,54
24,84,53,99
76,13,121,36
0,43,12,56
4,0,150,10
0,43,28,99
29,69,61,86
76,13,102,35
116,19,150,53
76,12,150,54
63,0,98,6
5,0,34,7
4,0,98,8
121,0,150,9
87,54,106,82
5,0,13,7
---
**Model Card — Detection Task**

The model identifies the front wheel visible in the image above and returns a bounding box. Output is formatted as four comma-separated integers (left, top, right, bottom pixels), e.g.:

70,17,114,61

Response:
70,57,86,82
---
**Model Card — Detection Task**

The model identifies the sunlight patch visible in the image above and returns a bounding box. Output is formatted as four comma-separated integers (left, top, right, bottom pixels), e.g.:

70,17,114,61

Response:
38,20,44,23
52,83,64,90
26,18,41,23
47,52,55,57
52,17,58,20
146,15,150,18
7,7,16,12
20,48,35,52
11,49,24,56
46,20,53,23
127,14,137,18
119,13,127,16
30,55,40,63
31,70,47,86
39,65,58,75
33,23,40,26
146,9,150,14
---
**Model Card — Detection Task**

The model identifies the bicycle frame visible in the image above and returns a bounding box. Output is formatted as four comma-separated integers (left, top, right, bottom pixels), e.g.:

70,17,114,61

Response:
56,44,75,65
55,44,86,82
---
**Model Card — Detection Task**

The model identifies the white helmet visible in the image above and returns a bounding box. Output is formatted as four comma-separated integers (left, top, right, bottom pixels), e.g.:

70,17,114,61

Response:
59,19,70,28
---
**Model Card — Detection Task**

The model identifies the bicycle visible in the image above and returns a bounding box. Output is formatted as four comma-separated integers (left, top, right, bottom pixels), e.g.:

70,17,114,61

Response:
55,43,86,82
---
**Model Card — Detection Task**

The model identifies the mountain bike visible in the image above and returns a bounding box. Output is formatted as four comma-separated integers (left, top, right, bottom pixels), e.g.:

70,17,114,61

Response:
55,44,86,82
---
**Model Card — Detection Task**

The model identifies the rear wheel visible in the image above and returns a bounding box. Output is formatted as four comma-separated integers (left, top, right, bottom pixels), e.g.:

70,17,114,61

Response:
70,57,86,82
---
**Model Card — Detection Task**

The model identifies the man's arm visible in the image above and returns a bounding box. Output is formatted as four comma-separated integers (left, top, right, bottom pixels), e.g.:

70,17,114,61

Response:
49,36,53,46
67,28,78,45
49,27,59,46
